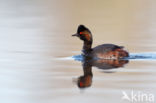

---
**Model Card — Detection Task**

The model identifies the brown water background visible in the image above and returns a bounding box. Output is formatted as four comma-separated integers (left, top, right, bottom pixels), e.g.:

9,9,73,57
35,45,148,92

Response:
0,0,156,103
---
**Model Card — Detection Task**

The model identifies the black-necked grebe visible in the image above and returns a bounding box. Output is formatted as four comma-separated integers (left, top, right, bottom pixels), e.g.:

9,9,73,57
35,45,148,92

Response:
72,25,129,59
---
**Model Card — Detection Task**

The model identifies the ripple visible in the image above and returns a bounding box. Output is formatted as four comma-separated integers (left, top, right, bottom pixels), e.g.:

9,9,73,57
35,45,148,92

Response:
71,52,156,61
128,52,156,60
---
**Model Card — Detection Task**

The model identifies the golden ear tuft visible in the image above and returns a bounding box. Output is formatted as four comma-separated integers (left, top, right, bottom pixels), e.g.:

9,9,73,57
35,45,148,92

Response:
85,34,91,41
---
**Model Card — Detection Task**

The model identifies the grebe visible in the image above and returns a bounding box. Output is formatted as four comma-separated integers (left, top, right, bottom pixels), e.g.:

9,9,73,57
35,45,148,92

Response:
72,25,129,59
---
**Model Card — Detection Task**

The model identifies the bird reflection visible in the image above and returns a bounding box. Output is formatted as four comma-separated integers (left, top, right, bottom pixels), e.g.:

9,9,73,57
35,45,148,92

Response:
75,57,129,89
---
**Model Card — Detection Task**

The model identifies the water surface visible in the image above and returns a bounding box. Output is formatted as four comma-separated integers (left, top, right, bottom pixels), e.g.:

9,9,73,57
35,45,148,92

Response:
0,0,156,103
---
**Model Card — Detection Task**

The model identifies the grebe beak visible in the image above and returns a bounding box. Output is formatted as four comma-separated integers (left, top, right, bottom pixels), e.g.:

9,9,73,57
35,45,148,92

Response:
72,33,78,36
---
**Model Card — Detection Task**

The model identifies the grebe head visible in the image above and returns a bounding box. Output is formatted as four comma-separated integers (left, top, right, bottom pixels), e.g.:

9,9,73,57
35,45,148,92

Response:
72,25,92,42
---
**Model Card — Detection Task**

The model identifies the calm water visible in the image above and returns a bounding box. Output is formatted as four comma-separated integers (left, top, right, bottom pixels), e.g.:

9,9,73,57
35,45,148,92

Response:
0,0,156,103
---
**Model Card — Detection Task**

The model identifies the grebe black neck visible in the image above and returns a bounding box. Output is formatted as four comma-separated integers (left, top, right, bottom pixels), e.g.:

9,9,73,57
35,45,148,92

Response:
82,40,92,54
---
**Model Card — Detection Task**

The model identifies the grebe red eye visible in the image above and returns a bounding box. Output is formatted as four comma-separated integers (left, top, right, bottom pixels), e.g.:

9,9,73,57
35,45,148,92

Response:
80,32,83,34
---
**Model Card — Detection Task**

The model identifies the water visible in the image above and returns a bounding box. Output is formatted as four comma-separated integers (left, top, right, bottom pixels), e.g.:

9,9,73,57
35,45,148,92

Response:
0,0,156,103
